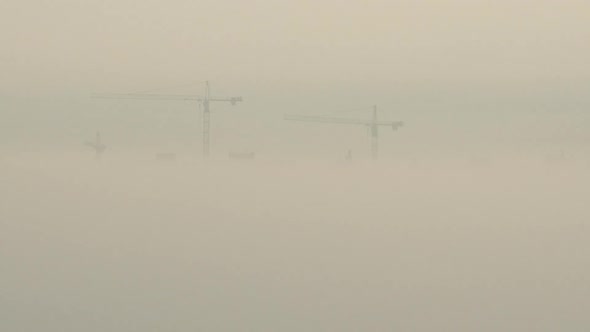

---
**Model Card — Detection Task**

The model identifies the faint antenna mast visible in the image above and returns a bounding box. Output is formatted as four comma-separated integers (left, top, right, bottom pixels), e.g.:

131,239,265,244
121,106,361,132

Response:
86,131,107,160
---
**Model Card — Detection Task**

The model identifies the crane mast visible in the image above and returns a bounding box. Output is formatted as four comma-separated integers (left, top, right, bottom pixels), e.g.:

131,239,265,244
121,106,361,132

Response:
85,131,106,160
203,81,211,157
371,106,379,160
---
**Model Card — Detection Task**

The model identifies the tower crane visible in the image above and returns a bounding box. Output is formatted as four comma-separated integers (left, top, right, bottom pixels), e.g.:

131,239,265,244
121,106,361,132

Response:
85,131,106,160
95,81,242,157
285,105,403,160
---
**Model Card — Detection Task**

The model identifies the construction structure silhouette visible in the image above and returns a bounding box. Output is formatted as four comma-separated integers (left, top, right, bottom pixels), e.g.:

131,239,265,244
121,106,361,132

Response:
95,81,242,158
85,131,107,160
285,105,403,160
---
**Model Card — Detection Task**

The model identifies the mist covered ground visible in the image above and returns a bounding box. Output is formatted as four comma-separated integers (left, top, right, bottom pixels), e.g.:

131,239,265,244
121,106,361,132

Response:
2,152,589,331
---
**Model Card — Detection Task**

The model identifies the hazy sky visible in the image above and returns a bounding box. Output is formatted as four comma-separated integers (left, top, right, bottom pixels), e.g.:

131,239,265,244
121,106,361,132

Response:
2,0,590,95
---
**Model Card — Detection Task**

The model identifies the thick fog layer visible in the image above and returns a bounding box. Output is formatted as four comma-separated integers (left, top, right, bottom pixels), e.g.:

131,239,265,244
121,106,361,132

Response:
2,0,590,331
2,158,590,331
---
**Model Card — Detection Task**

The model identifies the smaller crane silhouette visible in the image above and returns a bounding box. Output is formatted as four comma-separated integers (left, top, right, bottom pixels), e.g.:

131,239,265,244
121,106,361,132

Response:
285,105,403,160
86,131,106,160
